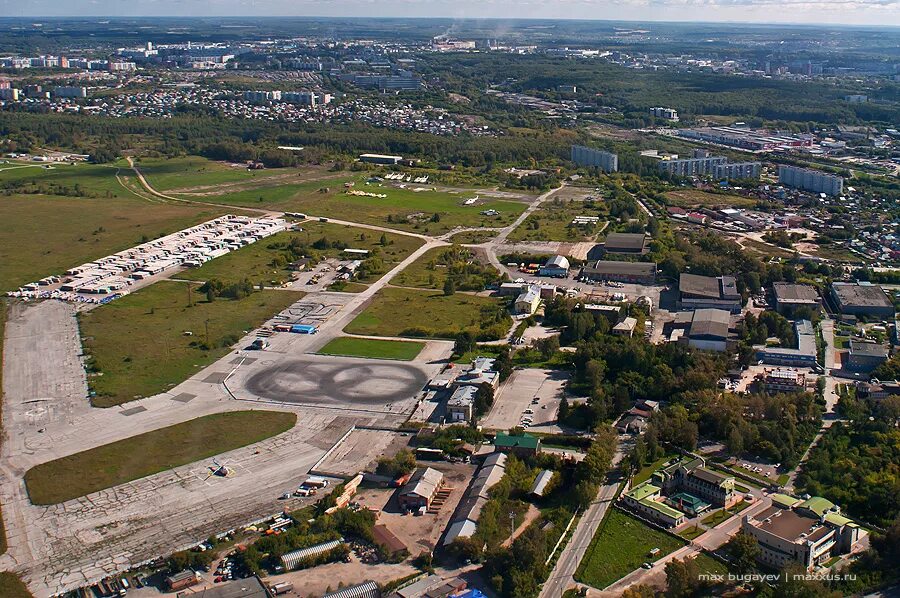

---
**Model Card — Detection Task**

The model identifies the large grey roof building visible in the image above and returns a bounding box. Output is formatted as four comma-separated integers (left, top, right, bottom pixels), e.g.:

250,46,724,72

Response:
678,274,742,313
831,282,894,318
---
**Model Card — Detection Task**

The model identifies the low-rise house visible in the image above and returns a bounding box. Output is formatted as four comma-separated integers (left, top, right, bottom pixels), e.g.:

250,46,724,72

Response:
515,285,541,315
493,432,541,457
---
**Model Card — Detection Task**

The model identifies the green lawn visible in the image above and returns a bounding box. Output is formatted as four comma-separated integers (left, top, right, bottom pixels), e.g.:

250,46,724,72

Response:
0,303,6,554
0,572,33,598
24,411,296,505
678,524,706,540
279,183,527,236
344,287,512,340
507,198,607,242
179,222,423,286
0,193,228,292
317,337,425,361
79,281,297,407
701,501,750,527
576,508,687,590
693,552,729,576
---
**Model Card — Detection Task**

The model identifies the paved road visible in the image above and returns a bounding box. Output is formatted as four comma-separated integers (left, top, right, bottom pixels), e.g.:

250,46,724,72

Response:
540,443,625,598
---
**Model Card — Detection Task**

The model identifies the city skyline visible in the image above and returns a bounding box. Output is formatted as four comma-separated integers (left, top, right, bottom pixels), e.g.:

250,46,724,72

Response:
2,0,900,27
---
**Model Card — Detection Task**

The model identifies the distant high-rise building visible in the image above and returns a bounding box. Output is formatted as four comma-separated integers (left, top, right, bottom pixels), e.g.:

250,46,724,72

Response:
658,155,726,177
778,165,843,196
650,107,679,121
714,162,762,180
570,145,618,173
53,86,87,99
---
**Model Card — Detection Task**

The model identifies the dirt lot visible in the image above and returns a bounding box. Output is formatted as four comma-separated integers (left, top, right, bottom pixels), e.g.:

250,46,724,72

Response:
313,428,413,478
255,556,417,598
355,461,474,555
481,368,568,431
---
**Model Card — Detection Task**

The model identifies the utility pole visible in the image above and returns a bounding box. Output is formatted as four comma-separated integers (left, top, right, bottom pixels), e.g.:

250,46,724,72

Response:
509,511,516,539
205,318,210,347
187,283,193,307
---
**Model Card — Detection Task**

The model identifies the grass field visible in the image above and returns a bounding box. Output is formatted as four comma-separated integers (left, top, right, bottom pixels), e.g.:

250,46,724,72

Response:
135,156,288,191
0,303,6,554
0,161,124,196
328,281,369,293
79,280,298,407
507,198,607,242
693,553,729,576
0,192,228,292
345,287,511,340
179,222,423,286
678,524,705,540
24,411,297,505
576,508,687,590
664,189,757,209
447,230,498,244
279,184,527,235
317,337,425,361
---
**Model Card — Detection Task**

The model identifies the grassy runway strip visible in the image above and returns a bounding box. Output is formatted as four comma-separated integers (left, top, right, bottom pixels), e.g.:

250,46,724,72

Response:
24,410,297,505
317,336,425,361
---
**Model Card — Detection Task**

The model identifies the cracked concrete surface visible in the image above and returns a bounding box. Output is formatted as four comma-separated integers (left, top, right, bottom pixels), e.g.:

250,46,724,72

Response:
0,296,450,597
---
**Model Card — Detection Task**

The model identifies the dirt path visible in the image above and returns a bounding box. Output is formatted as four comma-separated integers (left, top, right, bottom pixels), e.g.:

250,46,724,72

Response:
502,504,542,548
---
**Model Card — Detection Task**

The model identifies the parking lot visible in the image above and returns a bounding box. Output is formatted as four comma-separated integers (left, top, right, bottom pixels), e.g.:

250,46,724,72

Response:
481,368,569,431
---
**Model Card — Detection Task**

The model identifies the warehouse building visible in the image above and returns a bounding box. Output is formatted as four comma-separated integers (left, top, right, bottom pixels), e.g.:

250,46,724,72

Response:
773,283,821,315
831,282,895,318
539,255,570,278
755,319,818,367
672,308,732,352
588,232,649,258
181,576,269,598
398,467,445,510
847,340,889,373
359,153,404,165
580,261,657,284
570,145,618,173
678,273,742,313
325,580,381,598
281,539,344,571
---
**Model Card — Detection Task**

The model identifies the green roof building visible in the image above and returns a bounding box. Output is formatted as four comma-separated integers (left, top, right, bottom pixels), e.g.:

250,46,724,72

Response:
493,432,541,456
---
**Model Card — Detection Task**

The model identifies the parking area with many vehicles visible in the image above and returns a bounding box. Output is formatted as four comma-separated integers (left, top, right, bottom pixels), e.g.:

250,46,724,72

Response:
481,368,568,431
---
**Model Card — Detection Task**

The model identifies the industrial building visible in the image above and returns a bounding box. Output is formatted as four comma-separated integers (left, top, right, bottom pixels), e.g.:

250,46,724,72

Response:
756,369,808,394
580,260,657,284
778,165,843,196
741,495,863,570
755,320,818,368
671,308,733,352
325,580,381,598
281,539,344,571
442,453,507,547
677,274,742,313
773,283,821,315
359,153,404,165
831,282,895,318
182,576,269,598
590,232,649,257
677,126,813,152
539,255,570,278
397,467,445,510
847,340,889,373
447,386,477,423
570,145,619,173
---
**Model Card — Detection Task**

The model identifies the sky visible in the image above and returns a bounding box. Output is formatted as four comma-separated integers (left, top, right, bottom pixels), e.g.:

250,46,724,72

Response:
2,0,900,26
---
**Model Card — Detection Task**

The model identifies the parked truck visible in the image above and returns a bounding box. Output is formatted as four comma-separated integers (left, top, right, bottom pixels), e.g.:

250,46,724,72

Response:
270,582,294,595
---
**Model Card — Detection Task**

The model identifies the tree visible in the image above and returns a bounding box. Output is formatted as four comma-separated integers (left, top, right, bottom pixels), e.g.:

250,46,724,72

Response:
379,233,388,246
454,331,476,356
665,557,701,598
725,531,761,574
558,397,570,422
622,586,656,598
475,383,495,416
443,277,456,296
